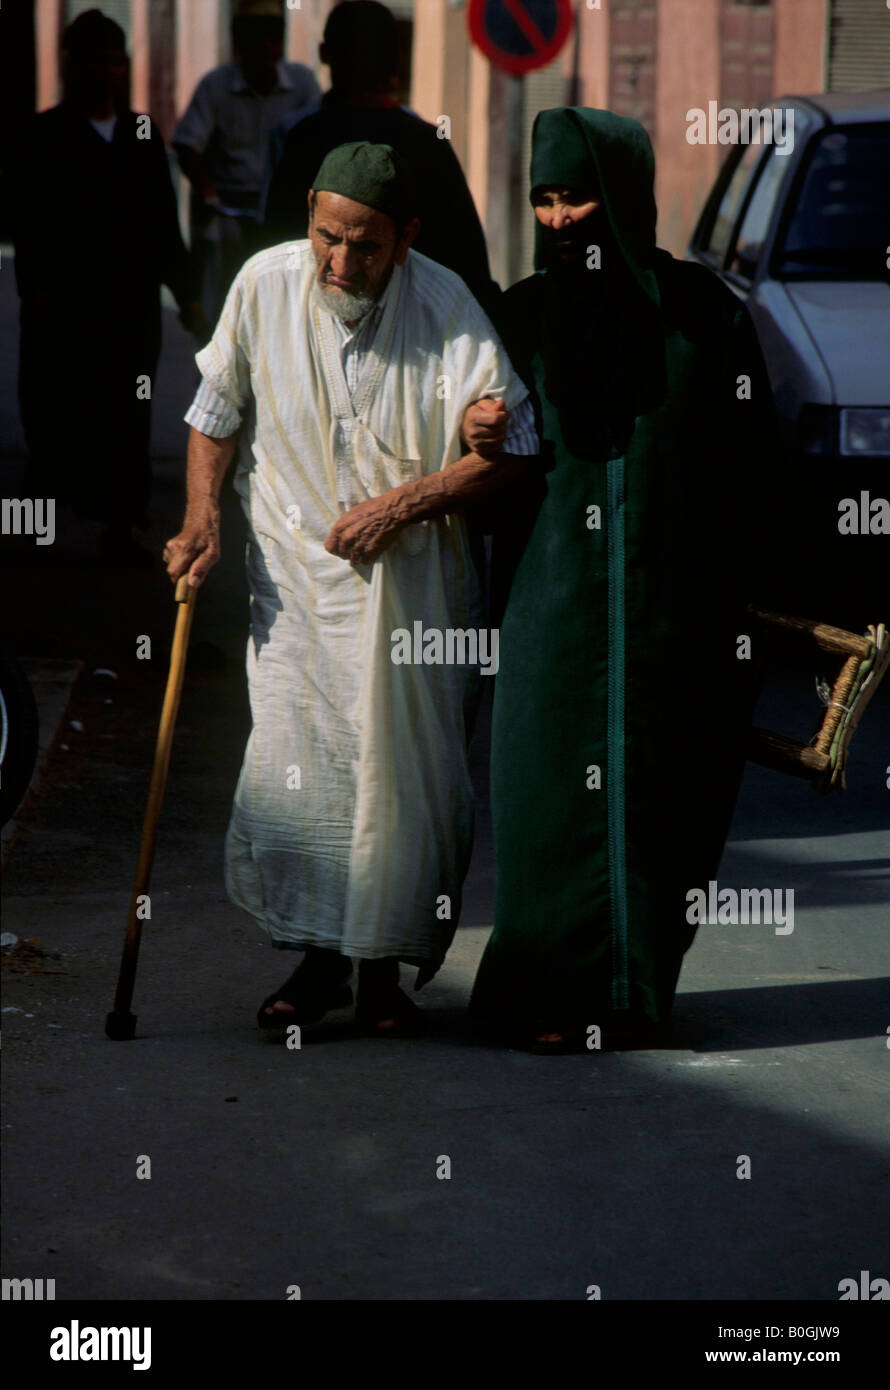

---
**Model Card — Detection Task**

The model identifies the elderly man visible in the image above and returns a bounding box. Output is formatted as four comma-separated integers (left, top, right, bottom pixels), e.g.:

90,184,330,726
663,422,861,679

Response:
164,142,535,1037
260,0,497,313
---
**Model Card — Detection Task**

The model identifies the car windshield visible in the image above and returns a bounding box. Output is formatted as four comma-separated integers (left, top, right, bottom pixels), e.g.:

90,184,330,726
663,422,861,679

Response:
776,123,890,279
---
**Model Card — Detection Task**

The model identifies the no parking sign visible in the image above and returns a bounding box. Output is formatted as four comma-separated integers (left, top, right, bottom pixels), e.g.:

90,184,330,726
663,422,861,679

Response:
468,0,574,76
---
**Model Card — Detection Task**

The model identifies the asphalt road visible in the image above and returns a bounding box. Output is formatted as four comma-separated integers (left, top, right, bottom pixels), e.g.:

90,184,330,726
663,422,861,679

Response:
2,272,888,1303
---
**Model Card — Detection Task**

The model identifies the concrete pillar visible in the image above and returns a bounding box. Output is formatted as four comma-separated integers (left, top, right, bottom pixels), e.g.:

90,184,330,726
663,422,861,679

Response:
465,42,491,230
286,0,332,79
486,70,525,288
411,0,469,166
175,0,220,123
654,0,721,256
149,0,176,142
569,0,610,109
35,0,62,111
411,0,447,122
773,0,828,96
130,0,150,115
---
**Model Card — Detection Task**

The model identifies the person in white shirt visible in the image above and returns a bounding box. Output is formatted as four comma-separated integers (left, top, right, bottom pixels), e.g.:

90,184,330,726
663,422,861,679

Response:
163,143,539,1039
173,0,320,320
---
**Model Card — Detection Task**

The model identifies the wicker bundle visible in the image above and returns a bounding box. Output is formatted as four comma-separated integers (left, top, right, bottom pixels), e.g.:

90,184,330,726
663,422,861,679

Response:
748,611,888,793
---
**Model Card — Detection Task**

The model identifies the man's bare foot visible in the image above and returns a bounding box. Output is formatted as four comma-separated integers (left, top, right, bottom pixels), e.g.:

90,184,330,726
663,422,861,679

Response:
355,959,425,1037
355,992,425,1037
264,999,296,1016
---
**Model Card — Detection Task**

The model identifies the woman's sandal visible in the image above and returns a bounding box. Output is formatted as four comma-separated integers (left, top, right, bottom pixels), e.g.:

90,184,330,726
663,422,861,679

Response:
257,966,353,1032
355,987,426,1039
527,1015,669,1052
527,1027,588,1055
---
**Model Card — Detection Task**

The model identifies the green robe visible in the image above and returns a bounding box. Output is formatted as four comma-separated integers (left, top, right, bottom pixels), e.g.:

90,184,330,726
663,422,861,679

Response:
470,108,783,1034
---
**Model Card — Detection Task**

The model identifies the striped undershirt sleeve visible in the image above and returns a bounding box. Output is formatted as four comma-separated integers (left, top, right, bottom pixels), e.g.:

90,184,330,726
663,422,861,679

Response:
500,395,539,456
184,377,242,438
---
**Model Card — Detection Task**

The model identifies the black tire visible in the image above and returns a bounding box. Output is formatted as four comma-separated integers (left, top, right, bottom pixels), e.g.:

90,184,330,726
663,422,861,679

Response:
0,643,40,827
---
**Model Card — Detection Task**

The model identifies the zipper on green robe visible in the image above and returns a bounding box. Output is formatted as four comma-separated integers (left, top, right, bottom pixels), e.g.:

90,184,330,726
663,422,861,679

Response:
607,456,629,1009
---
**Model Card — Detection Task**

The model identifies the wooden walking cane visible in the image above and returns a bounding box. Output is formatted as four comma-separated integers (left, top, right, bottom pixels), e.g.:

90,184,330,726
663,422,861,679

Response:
105,575,198,1040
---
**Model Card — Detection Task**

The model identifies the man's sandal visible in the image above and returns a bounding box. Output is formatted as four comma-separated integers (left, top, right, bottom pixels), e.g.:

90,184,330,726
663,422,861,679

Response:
355,988,426,1039
257,965,353,1032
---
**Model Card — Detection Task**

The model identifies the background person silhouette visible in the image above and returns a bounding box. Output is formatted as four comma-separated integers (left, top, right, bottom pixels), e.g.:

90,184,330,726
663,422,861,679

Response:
11,8,204,567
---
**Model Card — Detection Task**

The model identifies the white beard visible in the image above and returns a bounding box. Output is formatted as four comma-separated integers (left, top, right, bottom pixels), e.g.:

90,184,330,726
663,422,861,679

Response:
310,276,377,324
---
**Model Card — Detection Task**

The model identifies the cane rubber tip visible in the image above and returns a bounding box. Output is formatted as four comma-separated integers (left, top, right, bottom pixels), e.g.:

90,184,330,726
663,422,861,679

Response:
105,1011,137,1041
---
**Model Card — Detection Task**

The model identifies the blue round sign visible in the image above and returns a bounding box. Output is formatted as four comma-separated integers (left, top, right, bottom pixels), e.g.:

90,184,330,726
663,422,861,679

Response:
469,0,574,76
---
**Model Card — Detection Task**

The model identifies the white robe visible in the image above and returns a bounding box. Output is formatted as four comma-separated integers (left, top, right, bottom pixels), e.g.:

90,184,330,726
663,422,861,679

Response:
194,241,527,965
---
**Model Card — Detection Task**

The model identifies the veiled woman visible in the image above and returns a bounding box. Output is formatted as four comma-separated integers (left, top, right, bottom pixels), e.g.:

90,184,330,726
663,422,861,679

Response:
470,108,783,1051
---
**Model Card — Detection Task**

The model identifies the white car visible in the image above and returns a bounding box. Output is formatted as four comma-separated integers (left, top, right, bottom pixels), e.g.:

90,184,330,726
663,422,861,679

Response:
688,91,889,616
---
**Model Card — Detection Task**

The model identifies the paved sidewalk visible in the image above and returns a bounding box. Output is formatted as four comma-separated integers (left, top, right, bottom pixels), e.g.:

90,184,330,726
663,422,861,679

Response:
2,269,888,1302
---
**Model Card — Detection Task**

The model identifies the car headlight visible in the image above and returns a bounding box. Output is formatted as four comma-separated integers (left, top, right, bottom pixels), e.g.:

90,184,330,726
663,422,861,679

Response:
840,408,890,457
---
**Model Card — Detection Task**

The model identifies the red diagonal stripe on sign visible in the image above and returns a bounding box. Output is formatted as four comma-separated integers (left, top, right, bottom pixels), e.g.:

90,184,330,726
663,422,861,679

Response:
501,0,548,49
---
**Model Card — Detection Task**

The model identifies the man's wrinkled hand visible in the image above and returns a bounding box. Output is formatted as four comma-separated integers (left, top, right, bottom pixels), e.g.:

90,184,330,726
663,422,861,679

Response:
163,515,220,587
461,396,509,457
324,495,403,565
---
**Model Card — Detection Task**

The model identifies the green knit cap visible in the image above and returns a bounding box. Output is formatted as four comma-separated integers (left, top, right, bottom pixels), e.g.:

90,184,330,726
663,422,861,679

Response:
311,141,415,226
